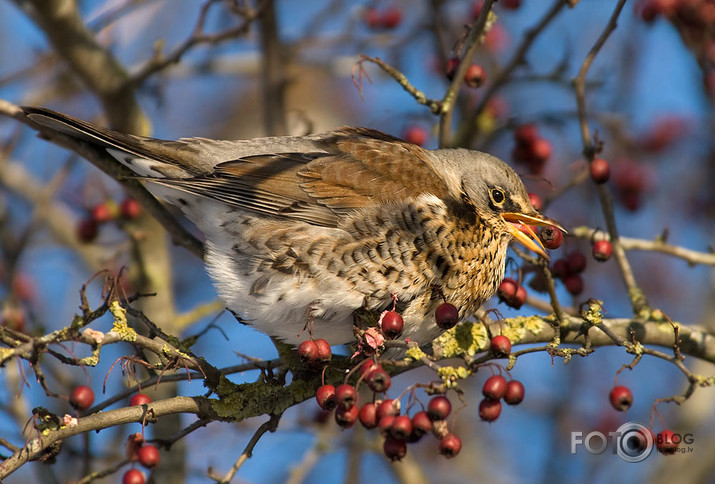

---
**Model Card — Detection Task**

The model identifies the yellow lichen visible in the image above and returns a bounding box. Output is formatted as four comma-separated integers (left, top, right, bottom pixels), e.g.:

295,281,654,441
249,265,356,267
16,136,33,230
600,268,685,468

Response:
437,365,470,388
405,346,428,361
582,300,604,325
435,321,489,358
109,301,136,341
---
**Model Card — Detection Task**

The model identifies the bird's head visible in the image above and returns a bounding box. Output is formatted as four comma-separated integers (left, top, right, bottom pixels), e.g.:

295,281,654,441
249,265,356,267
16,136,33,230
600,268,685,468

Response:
436,149,564,258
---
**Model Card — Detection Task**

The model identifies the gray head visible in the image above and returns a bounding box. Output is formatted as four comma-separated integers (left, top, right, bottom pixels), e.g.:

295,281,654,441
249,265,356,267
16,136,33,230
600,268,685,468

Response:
432,148,561,257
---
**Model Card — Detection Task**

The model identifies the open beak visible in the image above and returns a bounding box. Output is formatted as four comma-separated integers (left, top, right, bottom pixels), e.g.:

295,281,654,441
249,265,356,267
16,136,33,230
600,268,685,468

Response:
501,212,566,259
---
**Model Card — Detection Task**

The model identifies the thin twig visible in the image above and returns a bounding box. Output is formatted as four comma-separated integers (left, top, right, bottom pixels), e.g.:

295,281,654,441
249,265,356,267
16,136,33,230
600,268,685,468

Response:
438,0,496,145
209,413,282,483
458,0,568,147
571,0,646,314
570,226,715,266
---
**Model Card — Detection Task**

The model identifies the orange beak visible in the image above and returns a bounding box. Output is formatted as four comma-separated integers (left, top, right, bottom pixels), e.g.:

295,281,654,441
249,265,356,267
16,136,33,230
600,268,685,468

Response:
501,212,566,259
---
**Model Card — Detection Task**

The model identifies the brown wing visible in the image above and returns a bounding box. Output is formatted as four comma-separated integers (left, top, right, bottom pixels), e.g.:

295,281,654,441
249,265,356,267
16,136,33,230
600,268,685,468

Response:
147,127,452,227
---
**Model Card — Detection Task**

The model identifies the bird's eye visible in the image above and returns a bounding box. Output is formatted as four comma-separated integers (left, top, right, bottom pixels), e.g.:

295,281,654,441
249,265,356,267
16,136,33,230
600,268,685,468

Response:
490,188,506,205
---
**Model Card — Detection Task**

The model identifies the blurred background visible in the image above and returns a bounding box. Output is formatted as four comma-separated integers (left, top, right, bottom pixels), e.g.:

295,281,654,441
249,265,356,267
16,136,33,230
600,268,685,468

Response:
0,0,713,482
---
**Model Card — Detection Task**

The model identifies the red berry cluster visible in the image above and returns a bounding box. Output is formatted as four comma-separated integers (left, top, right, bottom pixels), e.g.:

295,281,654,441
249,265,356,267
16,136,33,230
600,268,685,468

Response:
550,251,587,296
497,278,526,309
315,363,465,460
511,124,552,175
122,432,161,484
297,338,332,365
479,374,524,422
76,197,141,243
364,6,402,30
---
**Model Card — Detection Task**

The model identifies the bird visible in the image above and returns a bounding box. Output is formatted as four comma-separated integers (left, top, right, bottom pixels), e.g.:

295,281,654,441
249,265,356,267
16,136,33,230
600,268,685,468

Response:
23,107,561,348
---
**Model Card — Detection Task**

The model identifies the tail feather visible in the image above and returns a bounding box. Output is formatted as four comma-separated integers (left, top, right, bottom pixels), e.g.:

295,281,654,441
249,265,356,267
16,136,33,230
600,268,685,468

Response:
23,107,199,178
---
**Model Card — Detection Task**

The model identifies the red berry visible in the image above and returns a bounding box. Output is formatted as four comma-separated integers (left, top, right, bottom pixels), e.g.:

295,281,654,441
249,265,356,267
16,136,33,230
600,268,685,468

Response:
335,384,358,410
365,7,381,28
592,240,612,262
70,385,95,411
315,384,337,411
528,193,542,211
501,0,521,9
531,138,552,163
489,335,512,357
539,225,563,250
360,360,380,377
482,375,508,400
125,433,144,461
514,124,538,146
550,258,570,279
129,393,152,406
567,251,587,273
137,444,160,468
504,380,525,405
411,411,432,437
497,277,516,296
479,398,502,422
403,126,428,147
445,57,460,81
383,436,407,461
122,469,146,484
380,310,404,339
464,64,486,88
439,433,462,458
120,197,141,219
365,366,391,393
590,158,611,184
91,203,114,223
358,403,378,429
335,405,359,428
314,338,332,362
609,385,633,412
497,278,526,309
435,303,459,329
640,0,661,22
378,415,396,436
76,218,99,243
656,429,679,455
297,340,319,363
427,395,452,421
564,274,584,296
376,399,400,420
380,7,402,29
390,415,413,440
613,162,648,211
